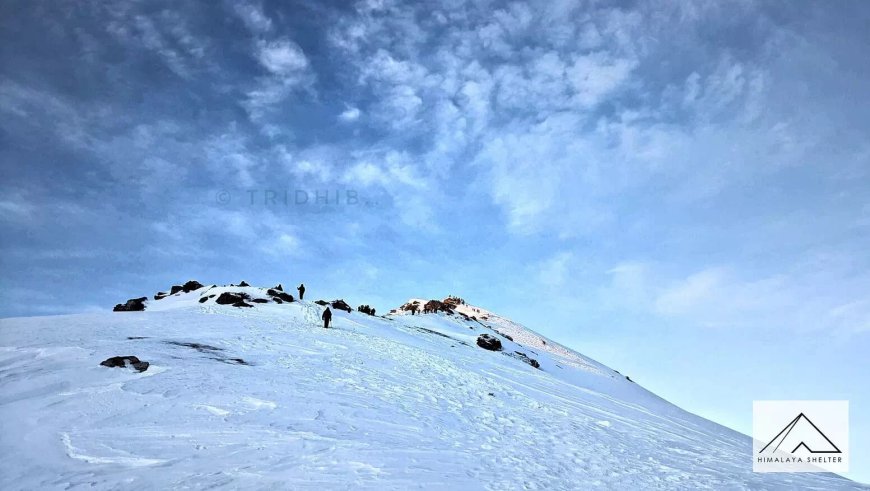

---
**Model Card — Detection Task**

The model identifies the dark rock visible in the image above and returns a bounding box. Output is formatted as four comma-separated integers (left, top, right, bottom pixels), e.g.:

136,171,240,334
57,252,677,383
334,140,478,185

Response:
626,376,633,383
239,281,250,287
314,300,328,306
399,300,421,314
273,298,283,304
357,304,376,315
215,292,249,305
232,301,253,308
420,299,455,315
113,297,147,312
154,292,168,300
267,289,294,302
510,351,540,369
331,299,352,312
252,298,269,303
476,334,502,351
443,296,463,308
198,297,208,303
272,284,283,291
497,331,514,342
276,292,294,302
170,285,183,295
182,280,204,292
100,356,149,372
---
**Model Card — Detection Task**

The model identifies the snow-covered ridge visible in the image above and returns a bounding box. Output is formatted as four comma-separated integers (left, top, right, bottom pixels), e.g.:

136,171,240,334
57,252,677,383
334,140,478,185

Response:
0,282,864,489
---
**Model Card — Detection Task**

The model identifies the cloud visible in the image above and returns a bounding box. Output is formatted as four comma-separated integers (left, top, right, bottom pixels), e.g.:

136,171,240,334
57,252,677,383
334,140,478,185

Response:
234,1,273,33
268,233,303,257
105,6,210,79
593,261,870,334
257,39,309,75
339,106,361,122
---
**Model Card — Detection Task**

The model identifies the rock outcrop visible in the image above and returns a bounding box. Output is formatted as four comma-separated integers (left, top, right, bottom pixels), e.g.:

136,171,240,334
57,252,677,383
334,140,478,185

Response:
215,292,250,306
100,355,149,372
509,351,540,369
476,334,502,351
182,280,204,292
331,299,353,312
267,289,294,303
113,297,147,312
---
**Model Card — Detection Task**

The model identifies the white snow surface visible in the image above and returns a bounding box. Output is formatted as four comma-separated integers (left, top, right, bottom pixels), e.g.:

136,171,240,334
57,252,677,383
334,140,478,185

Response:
0,287,864,490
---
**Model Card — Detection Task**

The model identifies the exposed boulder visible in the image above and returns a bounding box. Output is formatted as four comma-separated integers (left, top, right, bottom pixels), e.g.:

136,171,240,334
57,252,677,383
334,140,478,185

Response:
476,334,502,351
509,351,540,369
215,292,250,305
154,291,168,300
100,356,149,372
267,289,294,303
198,297,208,304
252,298,269,304
232,301,253,308
357,304,376,316
272,284,283,291
170,285,183,295
330,299,352,312
238,281,250,287
182,280,204,292
314,300,328,306
113,297,147,312
496,331,514,342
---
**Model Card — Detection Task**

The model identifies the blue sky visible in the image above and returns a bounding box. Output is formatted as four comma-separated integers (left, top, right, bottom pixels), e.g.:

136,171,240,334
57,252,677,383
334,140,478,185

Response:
1,0,869,482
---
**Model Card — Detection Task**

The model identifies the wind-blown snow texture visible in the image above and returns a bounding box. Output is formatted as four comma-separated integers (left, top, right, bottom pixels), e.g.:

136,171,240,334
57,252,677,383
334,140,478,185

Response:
0,286,863,489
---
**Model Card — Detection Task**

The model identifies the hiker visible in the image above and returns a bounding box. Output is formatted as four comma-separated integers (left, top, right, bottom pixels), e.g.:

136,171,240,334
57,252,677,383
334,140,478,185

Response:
322,306,332,329
297,283,305,300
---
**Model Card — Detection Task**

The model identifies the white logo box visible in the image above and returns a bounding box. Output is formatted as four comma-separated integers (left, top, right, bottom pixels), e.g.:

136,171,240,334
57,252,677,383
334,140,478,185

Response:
753,400,849,473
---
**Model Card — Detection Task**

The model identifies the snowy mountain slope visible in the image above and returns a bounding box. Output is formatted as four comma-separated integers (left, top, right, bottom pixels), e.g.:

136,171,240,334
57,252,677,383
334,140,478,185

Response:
0,285,864,490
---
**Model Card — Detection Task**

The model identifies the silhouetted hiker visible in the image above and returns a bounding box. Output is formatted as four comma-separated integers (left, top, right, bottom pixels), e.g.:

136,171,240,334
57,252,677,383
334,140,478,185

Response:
297,283,305,300
322,307,332,329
